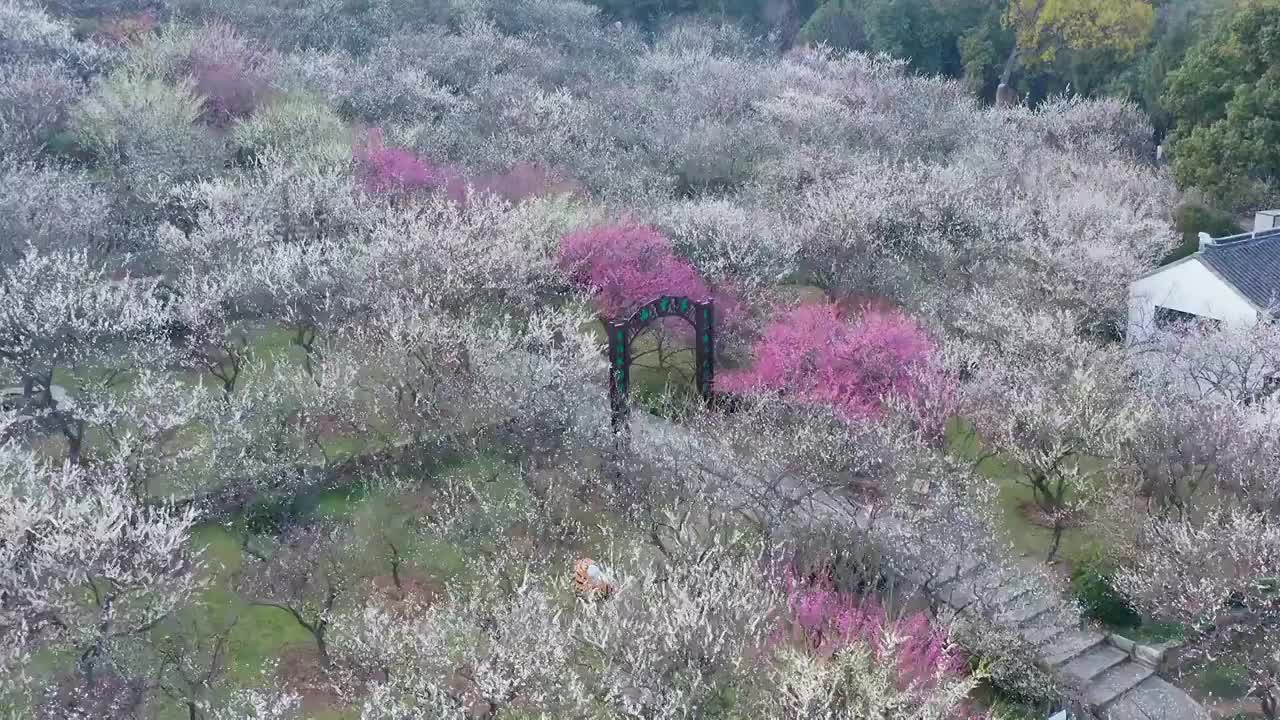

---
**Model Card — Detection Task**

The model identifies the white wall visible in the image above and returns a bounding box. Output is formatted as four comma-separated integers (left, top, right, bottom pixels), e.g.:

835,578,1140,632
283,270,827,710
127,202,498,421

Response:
1127,257,1259,344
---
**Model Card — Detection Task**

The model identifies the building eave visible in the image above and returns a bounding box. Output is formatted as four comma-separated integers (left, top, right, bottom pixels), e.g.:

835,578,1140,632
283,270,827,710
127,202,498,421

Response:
1130,253,1266,314
1132,253,1200,282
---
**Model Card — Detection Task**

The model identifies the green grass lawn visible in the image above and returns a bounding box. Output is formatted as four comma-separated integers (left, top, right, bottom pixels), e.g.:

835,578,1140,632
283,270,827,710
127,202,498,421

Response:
582,316,699,407
163,455,522,718
944,420,1101,565
944,420,1197,647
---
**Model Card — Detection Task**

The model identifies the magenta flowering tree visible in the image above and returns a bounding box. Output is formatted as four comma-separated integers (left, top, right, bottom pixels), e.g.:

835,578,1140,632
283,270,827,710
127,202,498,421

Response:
469,162,582,205
559,222,712,321
781,570,973,693
719,302,955,441
559,222,725,389
177,22,275,128
354,129,445,197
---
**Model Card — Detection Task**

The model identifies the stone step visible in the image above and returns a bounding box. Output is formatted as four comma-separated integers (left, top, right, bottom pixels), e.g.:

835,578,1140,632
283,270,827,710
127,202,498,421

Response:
933,555,986,587
996,596,1056,626
1020,622,1069,648
1086,661,1157,709
966,566,1015,596
1061,645,1130,685
1040,630,1106,668
938,580,979,610
988,579,1034,608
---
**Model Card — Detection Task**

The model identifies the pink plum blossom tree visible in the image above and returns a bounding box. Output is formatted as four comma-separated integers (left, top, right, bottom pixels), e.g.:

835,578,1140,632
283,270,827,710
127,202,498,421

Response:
783,570,970,684
354,129,445,198
558,222,713,321
719,302,956,440
469,161,582,205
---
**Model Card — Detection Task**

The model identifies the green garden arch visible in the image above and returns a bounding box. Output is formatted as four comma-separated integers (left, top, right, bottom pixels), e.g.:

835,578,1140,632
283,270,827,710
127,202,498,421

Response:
602,296,714,429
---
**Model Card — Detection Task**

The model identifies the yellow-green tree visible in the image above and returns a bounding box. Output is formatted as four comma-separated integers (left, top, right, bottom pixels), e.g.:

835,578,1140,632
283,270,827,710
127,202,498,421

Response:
997,0,1156,105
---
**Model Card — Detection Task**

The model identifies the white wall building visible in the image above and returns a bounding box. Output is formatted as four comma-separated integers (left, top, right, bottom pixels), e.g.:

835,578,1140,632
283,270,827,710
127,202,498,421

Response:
1128,210,1280,344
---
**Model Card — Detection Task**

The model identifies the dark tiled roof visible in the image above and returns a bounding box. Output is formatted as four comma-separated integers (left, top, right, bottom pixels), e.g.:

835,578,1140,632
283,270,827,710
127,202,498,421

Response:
1199,227,1280,312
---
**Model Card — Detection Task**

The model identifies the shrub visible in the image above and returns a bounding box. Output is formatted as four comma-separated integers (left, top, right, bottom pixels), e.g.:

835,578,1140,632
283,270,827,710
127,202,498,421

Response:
775,571,988,719
0,1,112,71
180,22,275,127
125,22,276,127
796,0,869,51
353,128,446,197
243,496,297,535
71,69,224,191
0,61,82,156
1070,551,1142,630
470,162,582,205
230,94,350,168
88,10,159,47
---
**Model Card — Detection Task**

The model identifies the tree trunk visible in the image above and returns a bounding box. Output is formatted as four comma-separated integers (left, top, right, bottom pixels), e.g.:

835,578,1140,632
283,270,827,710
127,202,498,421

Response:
389,542,403,590
314,627,331,669
1046,518,1065,562
64,419,84,467
996,43,1020,107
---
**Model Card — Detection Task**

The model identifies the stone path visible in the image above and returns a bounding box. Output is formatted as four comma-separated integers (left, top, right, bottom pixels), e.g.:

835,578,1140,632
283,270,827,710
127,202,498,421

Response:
623,410,1209,720
909,555,1203,720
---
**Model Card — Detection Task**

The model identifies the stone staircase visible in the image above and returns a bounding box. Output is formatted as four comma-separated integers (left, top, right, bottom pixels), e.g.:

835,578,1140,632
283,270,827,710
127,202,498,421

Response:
903,553,1203,720
621,411,1209,720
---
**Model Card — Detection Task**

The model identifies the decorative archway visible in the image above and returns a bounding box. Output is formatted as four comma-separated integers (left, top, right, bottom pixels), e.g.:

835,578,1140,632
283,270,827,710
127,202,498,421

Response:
602,296,714,429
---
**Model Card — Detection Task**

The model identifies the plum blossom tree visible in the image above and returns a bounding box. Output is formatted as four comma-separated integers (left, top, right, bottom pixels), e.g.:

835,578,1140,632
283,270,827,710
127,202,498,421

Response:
0,0,1196,715
0,249,173,465
0,424,203,701
0,61,82,158
720,303,956,442
238,521,358,670
468,161,581,205
354,128,447,199
967,326,1142,561
210,685,302,720
1119,391,1241,522
559,222,714,321
1114,506,1280,717
336,578,581,719
179,22,275,127
1131,319,1280,406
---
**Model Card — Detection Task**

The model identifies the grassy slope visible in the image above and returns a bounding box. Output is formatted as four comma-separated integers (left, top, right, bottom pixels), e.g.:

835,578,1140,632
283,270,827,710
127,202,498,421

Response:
944,420,1100,565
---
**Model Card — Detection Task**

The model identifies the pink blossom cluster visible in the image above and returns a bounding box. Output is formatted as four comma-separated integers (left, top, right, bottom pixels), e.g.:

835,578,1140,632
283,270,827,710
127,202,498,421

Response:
469,161,583,205
356,130,576,206
180,25,275,127
355,129,450,197
782,569,971,691
558,223,713,320
718,302,955,438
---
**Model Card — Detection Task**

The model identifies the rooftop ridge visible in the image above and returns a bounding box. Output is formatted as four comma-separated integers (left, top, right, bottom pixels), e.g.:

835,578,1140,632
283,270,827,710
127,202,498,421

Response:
1206,225,1280,247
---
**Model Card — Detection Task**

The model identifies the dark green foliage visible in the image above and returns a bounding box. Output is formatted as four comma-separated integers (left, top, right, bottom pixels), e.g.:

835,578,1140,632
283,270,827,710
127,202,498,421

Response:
243,496,297,535
1129,621,1185,644
797,0,868,50
1070,551,1142,629
1165,203,1244,264
1164,0,1280,210
1196,661,1251,699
